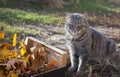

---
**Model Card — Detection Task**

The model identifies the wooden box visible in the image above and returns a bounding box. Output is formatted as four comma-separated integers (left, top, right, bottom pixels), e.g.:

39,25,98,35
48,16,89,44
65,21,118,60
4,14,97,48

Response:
25,37,68,77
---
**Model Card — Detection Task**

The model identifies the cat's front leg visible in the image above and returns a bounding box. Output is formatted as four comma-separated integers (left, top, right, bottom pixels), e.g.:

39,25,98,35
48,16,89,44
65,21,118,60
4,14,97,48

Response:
76,52,89,76
68,42,77,72
68,53,77,72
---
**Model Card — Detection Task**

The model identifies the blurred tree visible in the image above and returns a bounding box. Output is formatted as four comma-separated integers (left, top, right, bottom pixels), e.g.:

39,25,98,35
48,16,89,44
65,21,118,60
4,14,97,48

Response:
0,0,8,6
0,0,80,8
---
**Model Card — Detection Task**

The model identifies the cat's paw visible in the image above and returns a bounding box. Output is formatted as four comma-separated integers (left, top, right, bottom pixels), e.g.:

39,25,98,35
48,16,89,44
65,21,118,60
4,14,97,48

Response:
68,66,76,73
76,68,84,76
76,71,82,76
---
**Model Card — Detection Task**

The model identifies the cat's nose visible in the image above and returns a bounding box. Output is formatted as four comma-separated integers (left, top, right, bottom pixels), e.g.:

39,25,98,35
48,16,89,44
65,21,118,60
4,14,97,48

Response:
71,30,75,33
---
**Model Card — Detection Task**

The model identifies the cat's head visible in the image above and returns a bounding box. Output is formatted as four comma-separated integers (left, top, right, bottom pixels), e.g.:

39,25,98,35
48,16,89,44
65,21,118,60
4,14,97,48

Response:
65,13,89,35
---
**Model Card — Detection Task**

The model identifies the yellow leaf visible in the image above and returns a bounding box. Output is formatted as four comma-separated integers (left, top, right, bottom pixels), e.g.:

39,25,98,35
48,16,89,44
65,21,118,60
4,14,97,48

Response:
11,73,18,77
13,33,17,47
21,54,30,61
0,48,18,62
0,31,4,39
7,71,18,77
20,39,25,48
20,47,26,56
20,39,26,56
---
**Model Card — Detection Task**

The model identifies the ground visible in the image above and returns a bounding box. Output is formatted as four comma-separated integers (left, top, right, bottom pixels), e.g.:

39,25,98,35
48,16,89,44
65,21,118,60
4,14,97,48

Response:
17,12,120,52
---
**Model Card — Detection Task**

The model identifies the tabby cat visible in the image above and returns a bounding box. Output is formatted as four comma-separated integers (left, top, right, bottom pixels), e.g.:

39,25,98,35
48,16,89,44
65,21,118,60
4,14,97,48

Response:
65,13,116,75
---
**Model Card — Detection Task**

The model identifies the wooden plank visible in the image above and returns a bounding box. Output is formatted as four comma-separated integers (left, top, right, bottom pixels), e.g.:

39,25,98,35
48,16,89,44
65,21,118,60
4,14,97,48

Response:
25,37,67,55
25,37,68,67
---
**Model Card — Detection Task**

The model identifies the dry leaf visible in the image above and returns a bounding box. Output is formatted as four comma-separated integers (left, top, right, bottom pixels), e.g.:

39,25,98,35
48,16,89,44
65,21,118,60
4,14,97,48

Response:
20,47,26,56
0,31,4,39
21,54,30,61
0,69,5,77
12,33,17,47
29,45,48,72
7,71,18,77
44,61,57,71
4,44,12,49
19,39,26,56
20,39,25,48
0,49,17,62
20,60,29,73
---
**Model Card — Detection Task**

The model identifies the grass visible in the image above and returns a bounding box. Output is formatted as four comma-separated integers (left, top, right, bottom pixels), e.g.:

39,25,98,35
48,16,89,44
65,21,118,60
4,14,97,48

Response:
0,0,119,41
0,22,40,43
0,22,39,34
0,8,63,25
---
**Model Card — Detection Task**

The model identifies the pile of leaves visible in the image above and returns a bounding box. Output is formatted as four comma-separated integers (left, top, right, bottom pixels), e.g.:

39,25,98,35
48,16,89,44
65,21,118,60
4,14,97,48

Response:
0,31,57,77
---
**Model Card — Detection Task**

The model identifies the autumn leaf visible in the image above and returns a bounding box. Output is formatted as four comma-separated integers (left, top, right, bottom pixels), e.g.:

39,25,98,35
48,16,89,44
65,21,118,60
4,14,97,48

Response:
0,49,17,62
20,47,26,56
0,31,4,39
44,61,57,71
4,44,12,49
21,54,30,62
0,69,5,77
12,33,17,47
20,39,25,48
7,71,19,77
19,39,26,56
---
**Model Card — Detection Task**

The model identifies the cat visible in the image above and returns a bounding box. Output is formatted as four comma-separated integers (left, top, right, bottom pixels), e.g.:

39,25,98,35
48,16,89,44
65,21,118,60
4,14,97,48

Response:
65,13,116,75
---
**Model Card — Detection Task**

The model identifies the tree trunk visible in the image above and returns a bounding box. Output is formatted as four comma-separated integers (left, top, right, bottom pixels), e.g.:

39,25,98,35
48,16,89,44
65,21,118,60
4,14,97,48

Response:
0,0,8,6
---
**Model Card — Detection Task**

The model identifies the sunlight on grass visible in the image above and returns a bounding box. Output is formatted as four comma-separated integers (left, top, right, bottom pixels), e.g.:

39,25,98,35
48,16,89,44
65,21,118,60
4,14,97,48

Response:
0,22,40,43
0,8,63,25
4,26,39,34
0,22,40,34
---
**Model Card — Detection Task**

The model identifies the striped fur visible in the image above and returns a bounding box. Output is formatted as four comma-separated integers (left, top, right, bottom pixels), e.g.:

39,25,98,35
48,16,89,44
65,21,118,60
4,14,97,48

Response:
65,13,116,75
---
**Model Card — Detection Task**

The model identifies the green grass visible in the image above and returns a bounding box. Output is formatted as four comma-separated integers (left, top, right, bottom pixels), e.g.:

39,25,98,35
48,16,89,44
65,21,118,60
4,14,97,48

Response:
0,22,40,43
0,8,63,25
0,22,40,34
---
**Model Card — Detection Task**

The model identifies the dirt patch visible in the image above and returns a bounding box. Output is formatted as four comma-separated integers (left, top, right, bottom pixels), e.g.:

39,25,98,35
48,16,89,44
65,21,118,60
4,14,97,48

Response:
87,12,120,27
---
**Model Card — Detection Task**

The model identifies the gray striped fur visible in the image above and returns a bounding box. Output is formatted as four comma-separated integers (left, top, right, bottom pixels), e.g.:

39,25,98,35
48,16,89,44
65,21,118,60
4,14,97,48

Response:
65,13,116,75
